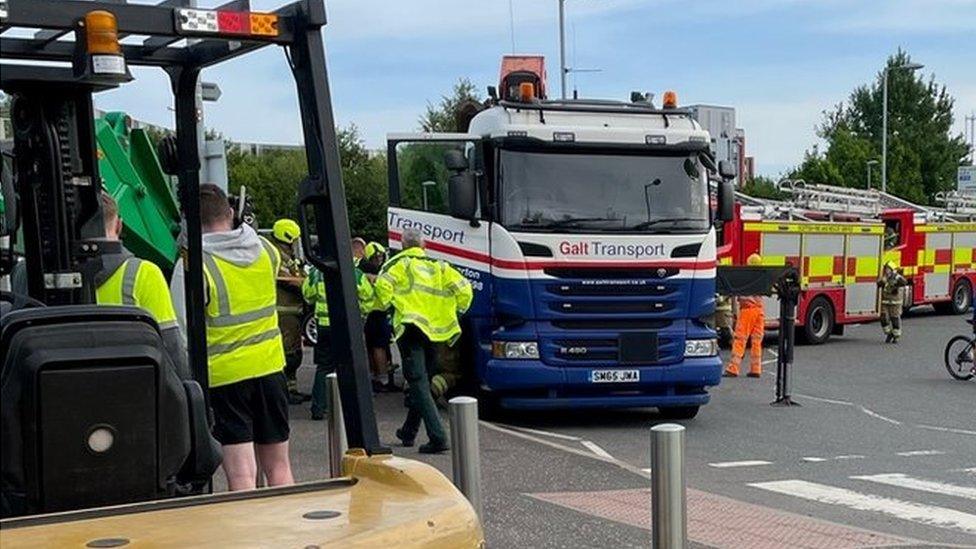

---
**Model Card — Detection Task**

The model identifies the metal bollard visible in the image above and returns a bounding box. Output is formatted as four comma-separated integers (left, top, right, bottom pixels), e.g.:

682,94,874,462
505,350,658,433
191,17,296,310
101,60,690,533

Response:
325,373,347,478
449,396,482,520
651,423,686,549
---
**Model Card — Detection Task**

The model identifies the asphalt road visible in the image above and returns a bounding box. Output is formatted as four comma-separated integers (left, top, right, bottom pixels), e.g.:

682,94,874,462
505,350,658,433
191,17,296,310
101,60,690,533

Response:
274,307,974,548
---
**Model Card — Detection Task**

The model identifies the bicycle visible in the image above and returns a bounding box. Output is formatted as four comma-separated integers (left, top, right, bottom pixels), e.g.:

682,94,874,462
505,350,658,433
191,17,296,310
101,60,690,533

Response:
944,318,976,381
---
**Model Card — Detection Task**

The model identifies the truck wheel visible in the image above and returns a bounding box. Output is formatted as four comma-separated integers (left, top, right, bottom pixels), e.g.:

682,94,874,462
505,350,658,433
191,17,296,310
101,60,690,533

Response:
950,279,972,315
800,296,833,345
657,406,700,420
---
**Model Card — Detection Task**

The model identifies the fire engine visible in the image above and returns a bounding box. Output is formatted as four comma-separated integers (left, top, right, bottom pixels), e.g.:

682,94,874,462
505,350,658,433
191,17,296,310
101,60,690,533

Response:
718,181,976,344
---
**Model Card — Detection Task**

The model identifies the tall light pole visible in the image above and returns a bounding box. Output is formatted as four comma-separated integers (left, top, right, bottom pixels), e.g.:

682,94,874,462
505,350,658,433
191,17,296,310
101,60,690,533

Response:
421,180,436,211
558,0,567,99
866,159,879,190
881,62,924,193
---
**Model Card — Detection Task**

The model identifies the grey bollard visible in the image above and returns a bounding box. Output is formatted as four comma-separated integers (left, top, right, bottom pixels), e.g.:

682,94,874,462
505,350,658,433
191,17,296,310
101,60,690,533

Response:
325,373,347,478
449,396,482,520
651,423,687,549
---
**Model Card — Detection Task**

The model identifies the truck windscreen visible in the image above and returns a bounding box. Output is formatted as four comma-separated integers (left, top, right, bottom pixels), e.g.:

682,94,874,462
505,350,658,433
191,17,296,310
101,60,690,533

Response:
499,149,709,233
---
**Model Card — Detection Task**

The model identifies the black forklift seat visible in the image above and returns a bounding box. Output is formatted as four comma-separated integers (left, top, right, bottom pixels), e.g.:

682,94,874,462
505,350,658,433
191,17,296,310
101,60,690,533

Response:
1,305,220,518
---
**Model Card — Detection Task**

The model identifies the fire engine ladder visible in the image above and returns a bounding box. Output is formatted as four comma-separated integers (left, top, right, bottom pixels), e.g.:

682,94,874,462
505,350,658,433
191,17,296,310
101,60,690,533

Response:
778,179,883,217
734,191,815,221
935,191,976,218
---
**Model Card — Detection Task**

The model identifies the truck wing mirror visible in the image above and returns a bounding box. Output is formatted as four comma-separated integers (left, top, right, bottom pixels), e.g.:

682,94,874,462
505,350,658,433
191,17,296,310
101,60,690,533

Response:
448,171,478,221
718,180,735,222
718,160,737,181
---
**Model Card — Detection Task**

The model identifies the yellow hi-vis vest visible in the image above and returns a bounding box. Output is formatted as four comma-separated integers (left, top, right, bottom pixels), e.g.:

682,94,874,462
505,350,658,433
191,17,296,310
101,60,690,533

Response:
302,266,375,327
96,258,179,330
202,237,285,388
374,247,473,344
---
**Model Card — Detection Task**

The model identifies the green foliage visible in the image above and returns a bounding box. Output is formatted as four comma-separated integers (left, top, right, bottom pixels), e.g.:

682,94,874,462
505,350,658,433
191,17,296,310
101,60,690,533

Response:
791,50,968,204
227,125,388,243
419,78,482,132
741,175,788,200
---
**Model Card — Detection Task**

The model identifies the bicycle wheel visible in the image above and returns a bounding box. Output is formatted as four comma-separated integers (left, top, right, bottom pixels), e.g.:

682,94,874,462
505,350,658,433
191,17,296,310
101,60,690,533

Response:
944,335,976,381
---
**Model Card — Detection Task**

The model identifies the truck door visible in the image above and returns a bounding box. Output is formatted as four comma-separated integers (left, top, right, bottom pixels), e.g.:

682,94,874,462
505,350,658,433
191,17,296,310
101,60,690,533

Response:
386,133,491,319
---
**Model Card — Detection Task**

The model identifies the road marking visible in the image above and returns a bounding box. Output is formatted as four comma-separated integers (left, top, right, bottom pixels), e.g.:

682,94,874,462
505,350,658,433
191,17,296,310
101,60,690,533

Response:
896,450,946,457
916,424,976,437
795,393,854,406
708,460,772,468
750,479,976,534
580,440,615,460
834,454,866,460
498,424,582,442
852,473,976,501
859,406,902,425
801,457,828,462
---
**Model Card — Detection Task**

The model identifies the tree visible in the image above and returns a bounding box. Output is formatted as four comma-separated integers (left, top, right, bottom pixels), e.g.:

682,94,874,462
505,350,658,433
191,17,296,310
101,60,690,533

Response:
792,50,968,204
741,175,788,201
418,78,482,132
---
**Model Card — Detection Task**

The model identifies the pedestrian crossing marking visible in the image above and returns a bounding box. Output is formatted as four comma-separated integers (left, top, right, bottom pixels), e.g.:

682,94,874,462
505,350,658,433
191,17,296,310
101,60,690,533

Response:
896,450,945,457
708,460,772,468
750,479,976,535
852,473,976,501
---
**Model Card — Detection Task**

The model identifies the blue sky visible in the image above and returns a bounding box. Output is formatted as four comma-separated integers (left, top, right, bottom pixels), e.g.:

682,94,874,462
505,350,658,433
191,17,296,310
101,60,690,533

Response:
97,0,976,177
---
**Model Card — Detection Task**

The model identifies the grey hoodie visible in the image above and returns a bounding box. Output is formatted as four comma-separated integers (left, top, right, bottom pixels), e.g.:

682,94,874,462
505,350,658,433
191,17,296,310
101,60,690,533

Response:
170,224,266,337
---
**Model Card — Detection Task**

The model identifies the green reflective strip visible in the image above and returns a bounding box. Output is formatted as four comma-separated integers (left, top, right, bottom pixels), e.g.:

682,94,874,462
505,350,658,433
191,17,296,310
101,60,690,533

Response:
208,328,281,357
259,237,279,272
159,320,180,331
207,304,277,327
400,313,458,335
413,261,437,275
202,253,231,317
276,305,304,314
413,282,454,297
446,279,469,292
121,259,142,305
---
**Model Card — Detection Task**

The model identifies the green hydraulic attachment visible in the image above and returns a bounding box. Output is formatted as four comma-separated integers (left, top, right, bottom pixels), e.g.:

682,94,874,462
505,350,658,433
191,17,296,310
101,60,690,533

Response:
95,112,181,270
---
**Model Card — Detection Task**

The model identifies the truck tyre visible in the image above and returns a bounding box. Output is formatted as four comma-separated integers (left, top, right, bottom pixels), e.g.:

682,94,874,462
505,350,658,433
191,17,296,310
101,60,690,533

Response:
302,312,318,345
947,279,972,315
658,406,700,420
800,296,833,345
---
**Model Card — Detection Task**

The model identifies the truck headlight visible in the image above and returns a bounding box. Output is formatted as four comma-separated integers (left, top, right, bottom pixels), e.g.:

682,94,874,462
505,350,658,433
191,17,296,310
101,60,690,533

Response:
492,341,540,359
684,339,718,357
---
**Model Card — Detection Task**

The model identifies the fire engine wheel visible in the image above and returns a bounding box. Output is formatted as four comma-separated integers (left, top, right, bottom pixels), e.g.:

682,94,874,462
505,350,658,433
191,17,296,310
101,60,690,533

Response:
951,279,972,315
302,312,318,345
801,296,834,345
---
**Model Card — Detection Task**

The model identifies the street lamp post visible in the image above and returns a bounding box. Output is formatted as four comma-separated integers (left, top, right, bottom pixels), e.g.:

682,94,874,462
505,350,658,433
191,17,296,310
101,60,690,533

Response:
558,0,567,99
866,159,879,190
421,180,436,211
881,62,924,193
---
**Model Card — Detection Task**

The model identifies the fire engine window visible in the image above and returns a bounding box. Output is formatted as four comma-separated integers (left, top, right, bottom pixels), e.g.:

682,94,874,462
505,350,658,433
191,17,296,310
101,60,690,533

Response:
395,141,478,215
883,220,901,249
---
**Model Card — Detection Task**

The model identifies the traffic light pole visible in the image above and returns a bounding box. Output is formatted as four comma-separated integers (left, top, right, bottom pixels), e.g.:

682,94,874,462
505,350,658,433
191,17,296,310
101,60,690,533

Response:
772,268,801,407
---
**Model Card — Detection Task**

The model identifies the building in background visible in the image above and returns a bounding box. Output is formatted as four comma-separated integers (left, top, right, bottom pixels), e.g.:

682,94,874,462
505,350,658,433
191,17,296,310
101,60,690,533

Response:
688,105,749,187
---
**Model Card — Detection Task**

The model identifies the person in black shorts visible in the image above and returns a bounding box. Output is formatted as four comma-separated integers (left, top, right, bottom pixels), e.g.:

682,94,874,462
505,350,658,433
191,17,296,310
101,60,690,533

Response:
361,242,396,392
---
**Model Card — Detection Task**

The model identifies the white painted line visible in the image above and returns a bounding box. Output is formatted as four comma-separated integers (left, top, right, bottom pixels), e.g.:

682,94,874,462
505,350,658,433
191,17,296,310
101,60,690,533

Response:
896,450,946,457
916,424,976,437
964,467,976,474
794,393,854,406
641,467,653,473
834,455,866,460
801,457,828,463
708,460,773,468
859,406,902,426
750,480,976,534
498,424,582,442
853,473,976,501
580,440,615,460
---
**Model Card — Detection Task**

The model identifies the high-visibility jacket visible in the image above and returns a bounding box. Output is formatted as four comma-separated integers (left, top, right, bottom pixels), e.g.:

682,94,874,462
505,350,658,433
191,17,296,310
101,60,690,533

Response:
96,258,179,329
374,247,473,344
302,266,375,328
203,237,285,388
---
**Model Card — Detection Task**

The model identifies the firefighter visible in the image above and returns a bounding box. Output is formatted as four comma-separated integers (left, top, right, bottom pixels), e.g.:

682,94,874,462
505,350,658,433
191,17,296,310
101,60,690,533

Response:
724,253,765,378
271,219,308,405
715,294,735,349
360,241,396,391
374,228,472,454
878,261,908,343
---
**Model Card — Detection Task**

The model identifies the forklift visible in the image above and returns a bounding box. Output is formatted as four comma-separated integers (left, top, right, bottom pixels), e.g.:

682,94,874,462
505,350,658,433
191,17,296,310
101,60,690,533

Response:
0,1,482,545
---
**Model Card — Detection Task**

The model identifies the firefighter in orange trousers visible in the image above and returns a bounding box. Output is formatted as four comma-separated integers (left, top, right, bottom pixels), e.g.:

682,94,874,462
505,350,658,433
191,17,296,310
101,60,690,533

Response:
724,253,765,378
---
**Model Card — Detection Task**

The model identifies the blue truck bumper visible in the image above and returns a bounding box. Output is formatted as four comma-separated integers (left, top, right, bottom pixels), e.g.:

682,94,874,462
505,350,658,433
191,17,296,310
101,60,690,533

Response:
482,356,722,410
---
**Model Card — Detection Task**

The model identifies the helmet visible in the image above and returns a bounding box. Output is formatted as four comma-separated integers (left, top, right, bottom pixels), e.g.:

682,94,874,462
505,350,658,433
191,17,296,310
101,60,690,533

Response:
746,253,762,266
884,260,897,271
272,219,301,244
364,241,386,261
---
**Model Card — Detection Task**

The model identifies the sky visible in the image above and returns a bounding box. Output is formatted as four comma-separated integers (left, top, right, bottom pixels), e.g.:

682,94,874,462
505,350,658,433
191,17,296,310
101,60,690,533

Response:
95,0,976,177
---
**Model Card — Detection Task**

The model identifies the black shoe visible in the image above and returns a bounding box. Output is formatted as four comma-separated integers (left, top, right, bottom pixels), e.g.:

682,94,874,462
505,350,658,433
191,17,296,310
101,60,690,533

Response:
310,411,325,421
884,333,893,343
287,392,304,405
892,336,900,344
395,428,415,447
419,441,449,454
